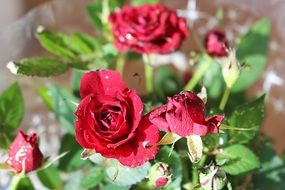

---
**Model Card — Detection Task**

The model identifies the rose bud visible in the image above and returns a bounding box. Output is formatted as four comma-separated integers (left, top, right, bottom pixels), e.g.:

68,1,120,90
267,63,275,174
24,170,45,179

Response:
200,165,227,190
6,131,43,173
204,29,229,57
149,162,172,188
109,4,188,54
221,49,241,88
150,91,224,137
149,91,224,163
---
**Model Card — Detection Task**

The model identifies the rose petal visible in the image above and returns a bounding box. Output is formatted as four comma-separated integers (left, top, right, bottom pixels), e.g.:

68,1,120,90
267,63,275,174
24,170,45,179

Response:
80,70,127,98
118,116,160,167
205,115,224,134
149,105,170,132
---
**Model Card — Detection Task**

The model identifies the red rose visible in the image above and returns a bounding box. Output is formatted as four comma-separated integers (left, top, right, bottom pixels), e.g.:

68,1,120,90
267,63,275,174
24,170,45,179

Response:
108,4,188,54
75,70,160,167
6,131,43,173
149,91,224,137
204,29,229,57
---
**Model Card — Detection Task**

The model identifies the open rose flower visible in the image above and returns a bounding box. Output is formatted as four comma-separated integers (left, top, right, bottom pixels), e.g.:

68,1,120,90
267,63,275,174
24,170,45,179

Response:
204,29,229,57
149,91,224,137
109,4,189,54
75,70,160,167
6,131,43,173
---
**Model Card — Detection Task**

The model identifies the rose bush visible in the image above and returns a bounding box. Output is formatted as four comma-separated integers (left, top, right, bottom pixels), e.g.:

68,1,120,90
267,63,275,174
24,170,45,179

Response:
75,70,160,167
6,131,43,173
149,91,224,137
109,3,188,54
204,28,229,57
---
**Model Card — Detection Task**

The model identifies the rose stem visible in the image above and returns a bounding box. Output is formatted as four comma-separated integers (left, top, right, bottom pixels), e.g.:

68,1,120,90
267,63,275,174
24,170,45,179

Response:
10,175,22,190
192,154,207,187
184,55,212,91
144,54,154,94
219,86,231,110
116,54,125,75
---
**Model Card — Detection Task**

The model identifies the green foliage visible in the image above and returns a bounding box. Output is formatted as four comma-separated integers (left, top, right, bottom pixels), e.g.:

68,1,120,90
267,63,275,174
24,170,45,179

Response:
253,142,285,189
132,0,160,6
58,134,91,172
36,28,77,58
71,69,84,96
80,167,104,189
37,166,62,189
155,66,183,101
86,2,103,29
14,57,69,77
0,83,24,134
106,160,150,187
228,95,265,144
203,60,224,99
202,133,228,150
38,85,78,135
17,177,35,190
156,146,183,190
216,144,260,175
233,18,270,92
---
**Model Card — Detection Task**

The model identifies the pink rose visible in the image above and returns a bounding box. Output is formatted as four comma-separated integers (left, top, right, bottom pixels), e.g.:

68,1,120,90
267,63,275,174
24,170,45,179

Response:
149,91,224,137
204,29,229,57
108,4,188,54
75,70,160,167
6,131,43,173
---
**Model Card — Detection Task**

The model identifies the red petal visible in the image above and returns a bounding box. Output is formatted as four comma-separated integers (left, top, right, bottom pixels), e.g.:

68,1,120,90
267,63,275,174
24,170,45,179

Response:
80,70,127,98
205,115,224,134
149,105,170,132
118,116,160,167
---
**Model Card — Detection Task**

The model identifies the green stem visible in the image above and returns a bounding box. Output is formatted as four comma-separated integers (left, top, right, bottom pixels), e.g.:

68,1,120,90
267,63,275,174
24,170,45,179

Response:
219,86,231,110
144,55,154,94
101,0,110,24
192,154,207,186
184,55,212,91
116,54,125,75
10,175,22,190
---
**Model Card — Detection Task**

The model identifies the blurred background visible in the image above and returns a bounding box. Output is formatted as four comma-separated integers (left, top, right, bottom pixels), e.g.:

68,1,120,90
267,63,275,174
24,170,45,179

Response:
0,0,284,161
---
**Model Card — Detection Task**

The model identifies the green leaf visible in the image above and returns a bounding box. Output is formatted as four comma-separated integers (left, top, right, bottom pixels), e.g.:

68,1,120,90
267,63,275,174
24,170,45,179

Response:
155,66,183,101
132,0,160,6
228,95,265,144
64,171,87,190
17,177,35,190
253,142,285,189
58,134,90,171
203,60,224,99
86,2,103,29
0,83,24,133
36,28,77,58
100,184,129,190
216,144,260,175
12,57,69,77
106,160,150,187
38,85,78,135
71,69,84,96
80,167,104,189
233,18,270,92
156,146,183,190
202,133,228,151
37,166,62,189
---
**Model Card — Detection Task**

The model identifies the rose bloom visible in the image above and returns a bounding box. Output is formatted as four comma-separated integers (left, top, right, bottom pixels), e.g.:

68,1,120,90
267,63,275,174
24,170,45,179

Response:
109,4,188,54
75,70,160,167
6,131,43,173
149,91,224,137
204,29,229,57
